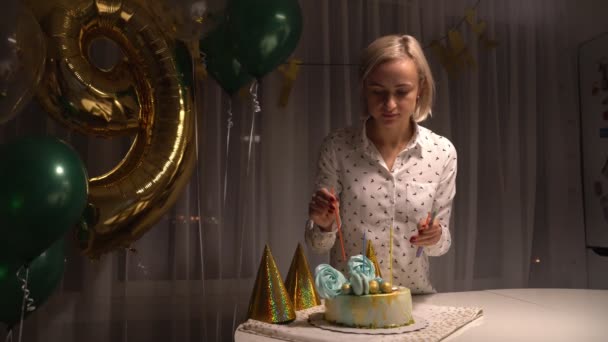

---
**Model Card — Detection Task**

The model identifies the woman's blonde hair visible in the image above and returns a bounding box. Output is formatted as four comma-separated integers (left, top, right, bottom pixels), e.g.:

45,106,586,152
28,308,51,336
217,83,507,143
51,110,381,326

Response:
360,35,435,122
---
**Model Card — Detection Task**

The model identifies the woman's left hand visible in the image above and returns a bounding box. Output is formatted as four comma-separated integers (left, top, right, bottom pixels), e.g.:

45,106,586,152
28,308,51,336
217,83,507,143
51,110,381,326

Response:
411,216,442,246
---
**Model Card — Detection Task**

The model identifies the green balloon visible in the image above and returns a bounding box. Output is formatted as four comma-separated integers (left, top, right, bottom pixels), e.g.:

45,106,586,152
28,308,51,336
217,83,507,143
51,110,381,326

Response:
0,238,66,328
226,0,303,78
0,137,88,267
200,24,254,95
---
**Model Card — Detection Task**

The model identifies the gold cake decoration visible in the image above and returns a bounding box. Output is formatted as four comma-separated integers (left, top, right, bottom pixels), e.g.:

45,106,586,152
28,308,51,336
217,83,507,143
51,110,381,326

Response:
365,240,382,278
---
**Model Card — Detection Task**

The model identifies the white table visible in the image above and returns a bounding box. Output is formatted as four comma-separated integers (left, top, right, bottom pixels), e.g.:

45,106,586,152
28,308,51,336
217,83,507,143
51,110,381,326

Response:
235,289,608,342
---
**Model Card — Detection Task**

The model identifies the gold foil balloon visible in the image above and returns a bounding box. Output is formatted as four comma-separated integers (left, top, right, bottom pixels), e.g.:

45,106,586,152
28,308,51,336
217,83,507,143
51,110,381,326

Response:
0,5,46,124
365,240,382,278
284,243,321,311
248,245,295,324
31,0,196,258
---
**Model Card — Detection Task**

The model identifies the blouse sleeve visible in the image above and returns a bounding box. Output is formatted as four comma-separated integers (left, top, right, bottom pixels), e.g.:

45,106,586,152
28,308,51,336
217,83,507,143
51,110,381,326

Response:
425,142,457,257
304,133,342,254
305,221,337,254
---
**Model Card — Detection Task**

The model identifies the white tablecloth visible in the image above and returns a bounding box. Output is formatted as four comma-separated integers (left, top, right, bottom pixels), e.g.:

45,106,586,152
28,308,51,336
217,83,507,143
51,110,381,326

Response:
236,289,608,342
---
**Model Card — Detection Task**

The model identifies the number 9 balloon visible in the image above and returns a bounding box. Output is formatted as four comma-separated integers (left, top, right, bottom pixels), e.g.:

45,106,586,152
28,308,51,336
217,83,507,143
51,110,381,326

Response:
29,0,196,258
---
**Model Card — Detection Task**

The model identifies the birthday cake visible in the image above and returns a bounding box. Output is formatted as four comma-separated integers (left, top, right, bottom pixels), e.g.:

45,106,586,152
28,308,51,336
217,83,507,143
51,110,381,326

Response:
314,255,413,328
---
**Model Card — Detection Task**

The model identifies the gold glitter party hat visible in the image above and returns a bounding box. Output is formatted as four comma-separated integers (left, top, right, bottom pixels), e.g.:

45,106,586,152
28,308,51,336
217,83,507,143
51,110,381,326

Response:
365,240,382,278
284,243,321,311
247,244,295,324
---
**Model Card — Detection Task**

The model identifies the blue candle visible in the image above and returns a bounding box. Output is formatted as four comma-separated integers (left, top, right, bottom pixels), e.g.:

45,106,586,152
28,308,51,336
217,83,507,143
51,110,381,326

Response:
363,230,366,255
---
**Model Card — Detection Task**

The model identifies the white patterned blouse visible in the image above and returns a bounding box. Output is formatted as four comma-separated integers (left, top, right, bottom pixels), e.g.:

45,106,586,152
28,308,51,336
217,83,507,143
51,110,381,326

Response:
305,117,457,294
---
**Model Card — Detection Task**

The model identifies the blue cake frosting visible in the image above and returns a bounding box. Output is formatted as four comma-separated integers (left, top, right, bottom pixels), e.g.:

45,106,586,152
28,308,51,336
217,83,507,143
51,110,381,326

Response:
314,264,347,299
315,254,384,297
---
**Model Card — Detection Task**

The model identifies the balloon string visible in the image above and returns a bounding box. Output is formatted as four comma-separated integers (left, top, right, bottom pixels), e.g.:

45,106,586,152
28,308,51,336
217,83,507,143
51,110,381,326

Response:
192,56,202,165
246,81,260,177
199,50,207,69
16,267,34,342
249,81,261,114
223,100,233,206
190,47,210,340
231,80,260,333
5,330,13,342
191,69,208,341
239,80,259,275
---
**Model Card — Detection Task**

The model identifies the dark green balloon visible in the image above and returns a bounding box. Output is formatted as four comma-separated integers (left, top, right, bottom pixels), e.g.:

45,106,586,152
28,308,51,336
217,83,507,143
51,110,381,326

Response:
200,24,253,95
0,137,88,267
226,0,303,78
0,238,66,328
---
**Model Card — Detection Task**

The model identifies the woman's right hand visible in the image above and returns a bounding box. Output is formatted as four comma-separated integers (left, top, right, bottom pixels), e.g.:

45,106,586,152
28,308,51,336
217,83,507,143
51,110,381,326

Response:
308,188,339,231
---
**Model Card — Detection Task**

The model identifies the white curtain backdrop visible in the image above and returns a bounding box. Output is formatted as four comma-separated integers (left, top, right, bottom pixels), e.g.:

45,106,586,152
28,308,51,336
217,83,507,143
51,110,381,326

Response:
0,0,587,341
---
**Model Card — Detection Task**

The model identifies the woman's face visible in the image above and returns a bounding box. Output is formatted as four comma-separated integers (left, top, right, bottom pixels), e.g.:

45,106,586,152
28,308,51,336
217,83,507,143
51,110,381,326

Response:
364,57,421,127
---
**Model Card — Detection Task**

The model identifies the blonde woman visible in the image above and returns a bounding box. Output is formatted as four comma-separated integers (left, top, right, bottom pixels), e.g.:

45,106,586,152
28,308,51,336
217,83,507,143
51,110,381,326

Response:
305,35,457,294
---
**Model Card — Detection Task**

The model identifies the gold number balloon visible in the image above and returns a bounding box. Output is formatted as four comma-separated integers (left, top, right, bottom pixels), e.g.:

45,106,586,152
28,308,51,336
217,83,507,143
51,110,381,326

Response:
30,0,196,258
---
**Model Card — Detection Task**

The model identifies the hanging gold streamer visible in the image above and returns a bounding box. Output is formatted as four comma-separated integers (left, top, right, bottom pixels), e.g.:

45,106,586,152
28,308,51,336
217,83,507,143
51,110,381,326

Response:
448,30,476,70
427,3,499,74
465,8,487,35
284,243,321,311
430,40,458,75
277,58,301,108
465,7,499,51
248,245,296,324
239,84,253,100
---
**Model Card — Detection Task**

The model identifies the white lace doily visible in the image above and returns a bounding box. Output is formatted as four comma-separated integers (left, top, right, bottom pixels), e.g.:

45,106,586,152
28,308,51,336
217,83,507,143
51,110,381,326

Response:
239,303,483,342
